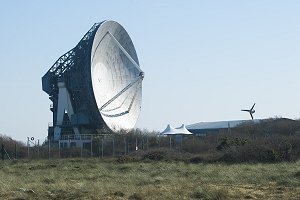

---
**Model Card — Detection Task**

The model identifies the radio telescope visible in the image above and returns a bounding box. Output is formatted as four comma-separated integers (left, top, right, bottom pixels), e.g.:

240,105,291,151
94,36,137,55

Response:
42,20,144,141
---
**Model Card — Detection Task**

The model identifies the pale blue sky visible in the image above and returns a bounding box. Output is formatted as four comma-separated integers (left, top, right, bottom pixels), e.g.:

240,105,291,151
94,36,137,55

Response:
0,1,299,142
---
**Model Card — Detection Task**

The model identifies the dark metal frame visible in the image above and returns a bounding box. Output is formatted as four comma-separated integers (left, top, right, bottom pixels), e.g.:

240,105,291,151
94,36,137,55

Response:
42,22,110,140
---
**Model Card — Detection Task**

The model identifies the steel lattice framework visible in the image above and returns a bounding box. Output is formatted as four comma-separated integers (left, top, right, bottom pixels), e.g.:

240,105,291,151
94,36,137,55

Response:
42,23,103,139
42,21,143,140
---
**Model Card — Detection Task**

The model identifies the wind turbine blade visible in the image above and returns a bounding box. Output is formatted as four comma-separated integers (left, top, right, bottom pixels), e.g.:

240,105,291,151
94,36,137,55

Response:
250,113,254,120
251,103,256,110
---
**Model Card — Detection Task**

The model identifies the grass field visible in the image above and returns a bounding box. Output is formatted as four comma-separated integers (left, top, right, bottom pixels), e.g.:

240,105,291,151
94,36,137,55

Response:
0,159,300,199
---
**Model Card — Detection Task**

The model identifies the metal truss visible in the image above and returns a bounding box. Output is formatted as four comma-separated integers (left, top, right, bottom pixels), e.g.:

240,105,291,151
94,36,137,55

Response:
48,23,101,77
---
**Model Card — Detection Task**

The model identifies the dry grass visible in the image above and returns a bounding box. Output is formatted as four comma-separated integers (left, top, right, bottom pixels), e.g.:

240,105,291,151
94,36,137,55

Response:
0,159,300,199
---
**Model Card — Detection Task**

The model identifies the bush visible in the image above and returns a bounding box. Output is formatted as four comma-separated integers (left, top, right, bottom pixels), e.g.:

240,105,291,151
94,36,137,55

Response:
142,150,165,161
129,193,143,200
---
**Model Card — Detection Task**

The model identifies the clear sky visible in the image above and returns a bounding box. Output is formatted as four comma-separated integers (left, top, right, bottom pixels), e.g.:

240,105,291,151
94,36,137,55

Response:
0,1,299,142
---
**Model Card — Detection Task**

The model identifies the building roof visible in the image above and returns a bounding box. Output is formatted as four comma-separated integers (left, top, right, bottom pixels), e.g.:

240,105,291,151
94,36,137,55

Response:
161,124,193,135
175,124,193,135
161,124,178,135
186,119,260,130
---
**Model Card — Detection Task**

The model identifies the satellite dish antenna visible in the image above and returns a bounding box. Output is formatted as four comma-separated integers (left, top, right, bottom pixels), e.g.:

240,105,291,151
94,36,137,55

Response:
42,20,144,141
241,103,256,120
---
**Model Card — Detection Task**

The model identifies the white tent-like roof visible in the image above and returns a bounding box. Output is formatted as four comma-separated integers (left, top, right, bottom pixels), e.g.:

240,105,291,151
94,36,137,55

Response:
175,124,193,135
160,124,178,135
161,124,193,135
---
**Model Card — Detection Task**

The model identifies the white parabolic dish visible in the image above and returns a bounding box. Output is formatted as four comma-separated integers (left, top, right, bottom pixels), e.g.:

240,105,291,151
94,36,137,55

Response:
91,21,143,131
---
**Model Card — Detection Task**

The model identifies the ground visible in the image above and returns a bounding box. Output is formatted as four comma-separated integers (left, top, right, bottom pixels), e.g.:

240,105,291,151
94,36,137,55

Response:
0,159,299,199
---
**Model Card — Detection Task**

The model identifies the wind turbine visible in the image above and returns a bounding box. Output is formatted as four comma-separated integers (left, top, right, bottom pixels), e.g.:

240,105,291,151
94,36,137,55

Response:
241,103,256,120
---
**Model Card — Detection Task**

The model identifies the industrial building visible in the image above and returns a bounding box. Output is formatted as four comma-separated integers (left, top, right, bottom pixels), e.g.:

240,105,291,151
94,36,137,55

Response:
186,120,260,135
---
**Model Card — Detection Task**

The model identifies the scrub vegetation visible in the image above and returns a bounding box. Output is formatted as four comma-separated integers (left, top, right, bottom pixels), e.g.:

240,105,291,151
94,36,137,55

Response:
1,118,300,199
184,118,300,163
2,118,300,163
0,158,300,199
